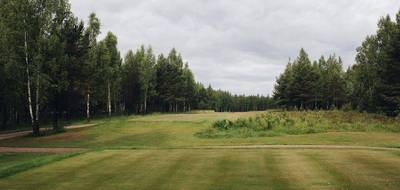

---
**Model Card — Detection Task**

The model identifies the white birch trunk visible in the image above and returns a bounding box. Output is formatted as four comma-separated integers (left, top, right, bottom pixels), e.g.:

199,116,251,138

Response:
107,81,111,117
24,27,34,125
35,55,40,123
144,92,147,113
113,91,117,114
86,92,90,121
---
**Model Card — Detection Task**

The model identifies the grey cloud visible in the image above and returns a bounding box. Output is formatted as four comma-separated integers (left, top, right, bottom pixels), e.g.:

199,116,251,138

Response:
70,0,400,95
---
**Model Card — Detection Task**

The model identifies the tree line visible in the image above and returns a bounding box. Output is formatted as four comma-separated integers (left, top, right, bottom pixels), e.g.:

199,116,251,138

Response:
1,0,399,134
273,49,346,110
274,10,400,117
0,0,271,133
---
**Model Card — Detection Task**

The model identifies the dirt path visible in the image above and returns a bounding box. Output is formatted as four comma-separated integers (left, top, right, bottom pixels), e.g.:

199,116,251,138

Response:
0,147,84,153
0,144,399,153
0,123,98,141
188,144,400,151
0,131,32,141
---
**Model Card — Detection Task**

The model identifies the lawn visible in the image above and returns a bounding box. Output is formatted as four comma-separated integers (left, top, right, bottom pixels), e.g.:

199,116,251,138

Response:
1,149,400,190
1,111,400,189
1,111,399,148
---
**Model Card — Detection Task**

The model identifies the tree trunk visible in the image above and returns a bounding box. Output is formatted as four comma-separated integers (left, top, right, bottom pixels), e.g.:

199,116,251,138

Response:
24,26,37,135
114,92,117,114
86,92,90,122
15,110,19,125
1,105,7,130
52,94,60,131
107,81,111,117
143,93,147,114
33,58,40,135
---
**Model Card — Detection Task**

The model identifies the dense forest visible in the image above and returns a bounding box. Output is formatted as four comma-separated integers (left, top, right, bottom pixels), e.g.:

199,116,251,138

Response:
273,11,400,117
0,0,273,133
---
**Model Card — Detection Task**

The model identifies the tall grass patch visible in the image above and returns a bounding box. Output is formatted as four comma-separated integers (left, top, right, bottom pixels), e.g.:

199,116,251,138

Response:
195,111,400,138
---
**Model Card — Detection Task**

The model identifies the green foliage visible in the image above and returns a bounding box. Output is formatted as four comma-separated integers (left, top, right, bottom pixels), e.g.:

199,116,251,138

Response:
1,0,276,130
197,111,400,138
274,49,346,110
348,13,400,116
209,89,275,112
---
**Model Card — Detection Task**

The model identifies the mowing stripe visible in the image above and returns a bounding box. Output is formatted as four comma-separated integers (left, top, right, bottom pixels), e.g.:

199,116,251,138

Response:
305,152,375,190
172,150,222,190
0,152,83,179
78,150,158,189
344,151,400,189
2,149,400,190
142,150,194,189
205,150,292,190
262,152,291,190
0,151,115,188
38,152,120,189
209,150,246,190
277,150,334,189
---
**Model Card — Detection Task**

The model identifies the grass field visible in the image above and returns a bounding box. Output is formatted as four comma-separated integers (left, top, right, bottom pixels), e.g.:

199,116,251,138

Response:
1,111,400,149
1,111,400,189
1,149,400,190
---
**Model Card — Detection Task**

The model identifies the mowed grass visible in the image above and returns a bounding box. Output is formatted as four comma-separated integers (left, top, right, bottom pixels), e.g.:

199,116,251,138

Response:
1,111,400,148
1,111,400,189
1,149,400,190
0,152,81,179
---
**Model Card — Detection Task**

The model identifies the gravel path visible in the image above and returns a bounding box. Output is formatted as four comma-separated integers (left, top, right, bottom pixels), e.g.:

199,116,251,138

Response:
0,123,97,141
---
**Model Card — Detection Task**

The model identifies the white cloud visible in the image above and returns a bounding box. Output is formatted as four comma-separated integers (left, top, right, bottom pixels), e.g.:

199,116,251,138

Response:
70,0,400,95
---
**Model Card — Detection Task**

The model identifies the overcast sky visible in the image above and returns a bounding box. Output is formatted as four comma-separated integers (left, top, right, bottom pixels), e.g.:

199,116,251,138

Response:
70,0,400,95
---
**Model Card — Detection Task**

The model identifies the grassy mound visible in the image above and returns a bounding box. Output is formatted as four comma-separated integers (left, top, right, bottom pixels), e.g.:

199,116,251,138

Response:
195,111,400,138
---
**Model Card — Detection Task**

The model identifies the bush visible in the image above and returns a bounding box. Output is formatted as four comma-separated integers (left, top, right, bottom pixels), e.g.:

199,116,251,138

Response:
195,110,399,139
212,119,229,130
197,113,296,138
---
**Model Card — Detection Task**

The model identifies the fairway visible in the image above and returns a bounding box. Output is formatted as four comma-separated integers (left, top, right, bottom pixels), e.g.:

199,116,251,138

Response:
1,111,399,149
1,111,400,189
1,149,400,190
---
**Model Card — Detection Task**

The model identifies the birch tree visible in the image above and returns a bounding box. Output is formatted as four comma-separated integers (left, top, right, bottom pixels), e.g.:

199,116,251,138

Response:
83,13,101,122
101,32,121,117
135,46,156,114
14,0,53,135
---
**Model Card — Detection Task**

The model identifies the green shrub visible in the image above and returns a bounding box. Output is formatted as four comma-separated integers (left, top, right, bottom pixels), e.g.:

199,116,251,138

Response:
196,111,399,139
212,119,229,130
